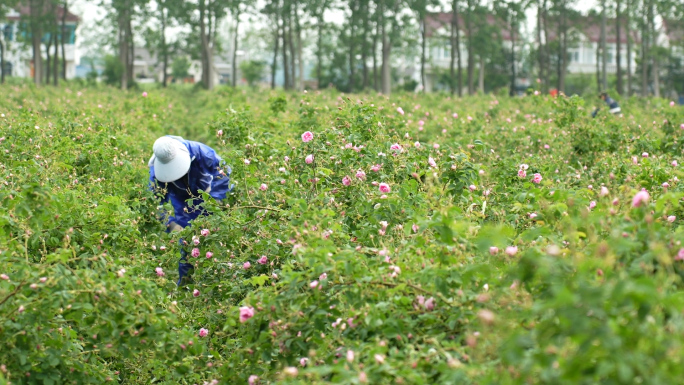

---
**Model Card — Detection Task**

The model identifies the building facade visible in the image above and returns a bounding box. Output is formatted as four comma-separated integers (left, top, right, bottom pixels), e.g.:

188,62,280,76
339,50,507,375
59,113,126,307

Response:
1,6,80,79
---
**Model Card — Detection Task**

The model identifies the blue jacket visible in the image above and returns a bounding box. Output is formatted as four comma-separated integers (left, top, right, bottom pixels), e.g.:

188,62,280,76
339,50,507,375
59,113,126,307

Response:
149,136,232,228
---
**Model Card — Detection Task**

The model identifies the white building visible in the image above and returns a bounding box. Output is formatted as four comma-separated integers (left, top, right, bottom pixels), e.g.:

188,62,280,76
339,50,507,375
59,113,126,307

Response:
422,12,524,93
546,16,639,76
1,5,80,79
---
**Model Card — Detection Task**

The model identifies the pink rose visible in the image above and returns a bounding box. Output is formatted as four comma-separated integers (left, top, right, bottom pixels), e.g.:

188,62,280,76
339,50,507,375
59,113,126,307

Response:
257,255,268,264
243,262,251,269
191,248,200,258
668,216,676,223
672,160,678,167
248,375,258,385
518,169,527,178
532,173,542,184
301,131,314,142
632,190,650,207
356,170,366,180
489,247,499,255
201,229,210,237
505,246,518,256
206,251,213,259
239,306,255,323
305,154,314,164
142,92,147,97
424,297,435,310
310,280,319,289
199,328,208,337
428,157,437,167
390,143,403,152
193,289,200,297
676,249,684,261
342,176,352,186
468,184,476,191
599,186,609,197
260,183,268,191
346,350,355,363
155,267,165,277
379,183,391,193
589,201,596,209
371,164,382,172
397,107,404,115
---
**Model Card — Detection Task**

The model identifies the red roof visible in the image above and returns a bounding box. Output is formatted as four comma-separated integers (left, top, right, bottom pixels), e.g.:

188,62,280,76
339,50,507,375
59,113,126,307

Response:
424,12,518,41
545,16,639,44
8,5,80,23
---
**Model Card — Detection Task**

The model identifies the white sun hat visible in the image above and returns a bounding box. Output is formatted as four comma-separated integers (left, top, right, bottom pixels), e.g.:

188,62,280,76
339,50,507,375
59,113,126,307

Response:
151,136,192,182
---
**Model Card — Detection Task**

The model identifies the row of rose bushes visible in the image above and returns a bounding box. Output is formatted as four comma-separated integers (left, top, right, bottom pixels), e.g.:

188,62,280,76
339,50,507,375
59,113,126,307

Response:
1,84,684,384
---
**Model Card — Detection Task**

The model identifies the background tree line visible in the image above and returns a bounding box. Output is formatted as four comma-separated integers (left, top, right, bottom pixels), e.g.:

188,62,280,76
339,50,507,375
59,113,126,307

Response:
1,0,683,97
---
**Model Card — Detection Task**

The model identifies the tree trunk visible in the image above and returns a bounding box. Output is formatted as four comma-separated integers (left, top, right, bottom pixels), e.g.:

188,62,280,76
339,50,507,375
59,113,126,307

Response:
118,5,128,90
199,0,213,89
282,15,290,90
380,0,391,95
53,29,59,86
161,0,168,87
649,2,658,97
537,0,544,92
127,15,134,86
0,37,5,84
296,1,304,91
30,0,44,85
509,14,516,96
288,11,296,89
600,0,607,91
317,13,323,88
232,11,241,87
361,1,369,89
626,0,632,95
558,2,567,93
373,16,379,91
640,6,648,96
541,0,549,92
615,0,622,94
348,1,356,92
61,0,68,80
478,56,484,93
596,42,600,91
466,0,474,95
46,30,52,85
272,3,280,89
450,0,457,95
420,14,426,91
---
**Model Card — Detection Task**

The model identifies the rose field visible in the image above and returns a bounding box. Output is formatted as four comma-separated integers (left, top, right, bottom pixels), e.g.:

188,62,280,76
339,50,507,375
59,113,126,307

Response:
2,85,684,385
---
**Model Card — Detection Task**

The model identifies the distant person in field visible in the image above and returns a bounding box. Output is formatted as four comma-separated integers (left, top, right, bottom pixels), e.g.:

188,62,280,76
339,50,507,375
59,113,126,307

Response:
592,92,622,118
148,136,232,285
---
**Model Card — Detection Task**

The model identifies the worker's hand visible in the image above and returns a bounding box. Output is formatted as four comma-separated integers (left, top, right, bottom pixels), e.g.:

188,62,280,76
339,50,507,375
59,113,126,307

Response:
168,221,183,232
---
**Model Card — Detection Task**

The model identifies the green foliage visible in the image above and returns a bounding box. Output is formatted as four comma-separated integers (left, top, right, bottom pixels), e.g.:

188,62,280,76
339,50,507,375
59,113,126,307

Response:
102,55,124,86
239,60,266,88
1,86,683,384
171,56,191,81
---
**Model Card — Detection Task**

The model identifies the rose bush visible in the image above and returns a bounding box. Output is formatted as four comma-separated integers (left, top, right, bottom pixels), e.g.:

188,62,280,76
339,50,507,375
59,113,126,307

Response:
1,84,683,384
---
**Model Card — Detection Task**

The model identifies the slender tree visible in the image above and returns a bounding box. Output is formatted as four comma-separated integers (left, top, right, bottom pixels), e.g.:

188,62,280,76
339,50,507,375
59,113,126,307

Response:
61,0,67,80
616,0,622,94
600,0,607,91
626,0,632,94
450,0,463,96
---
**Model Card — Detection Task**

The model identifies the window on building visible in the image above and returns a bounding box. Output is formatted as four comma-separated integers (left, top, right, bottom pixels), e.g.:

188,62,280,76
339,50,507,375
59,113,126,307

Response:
2,61,12,76
569,50,580,63
2,24,13,41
